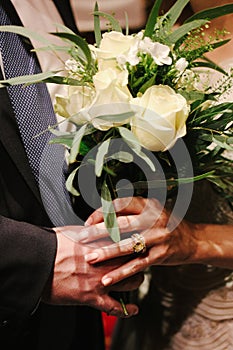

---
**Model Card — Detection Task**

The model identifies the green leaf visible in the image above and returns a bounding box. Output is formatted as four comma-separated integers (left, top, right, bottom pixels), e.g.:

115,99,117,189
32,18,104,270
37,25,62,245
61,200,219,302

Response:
101,182,120,242
178,89,205,102
94,2,102,47
43,76,84,86
164,0,191,28
0,70,60,87
69,124,87,163
213,136,233,151
95,139,111,177
209,39,231,51
191,61,228,75
125,12,129,36
95,111,134,122
118,127,155,171
93,11,122,32
185,4,233,23
166,19,208,44
53,23,77,35
139,75,156,94
118,127,141,152
116,171,216,191
143,0,163,38
109,151,134,163
66,167,80,196
48,134,74,149
0,25,53,45
51,32,93,68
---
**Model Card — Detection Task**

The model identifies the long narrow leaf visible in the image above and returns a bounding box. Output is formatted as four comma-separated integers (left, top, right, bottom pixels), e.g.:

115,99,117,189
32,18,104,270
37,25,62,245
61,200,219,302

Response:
101,182,120,242
52,23,77,35
109,151,134,163
66,167,80,196
166,19,207,44
144,0,163,38
94,2,102,47
44,76,85,86
0,70,60,87
185,4,233,23
95,111,134,122
164,0,190,28
118,127,155,171
69,124,87,163
116,171,216,192
95,139,111,177
191,61,228,75
51,32,92,68
0,25,53,45
93,11,122,32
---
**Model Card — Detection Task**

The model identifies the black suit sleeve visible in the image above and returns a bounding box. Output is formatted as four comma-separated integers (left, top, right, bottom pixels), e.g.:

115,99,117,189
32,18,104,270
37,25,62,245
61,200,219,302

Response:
0,216,57,329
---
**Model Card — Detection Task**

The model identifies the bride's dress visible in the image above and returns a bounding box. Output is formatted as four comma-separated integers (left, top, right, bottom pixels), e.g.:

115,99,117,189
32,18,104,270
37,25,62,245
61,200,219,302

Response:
163,59,233,350
162,195,233,350
111,60,233,350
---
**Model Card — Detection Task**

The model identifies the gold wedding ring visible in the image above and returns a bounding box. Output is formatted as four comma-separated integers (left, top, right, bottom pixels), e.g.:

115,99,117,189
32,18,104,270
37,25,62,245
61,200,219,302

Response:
131,233,146,254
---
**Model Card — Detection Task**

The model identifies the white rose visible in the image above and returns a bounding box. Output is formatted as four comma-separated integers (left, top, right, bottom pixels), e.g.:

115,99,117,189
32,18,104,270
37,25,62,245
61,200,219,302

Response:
130,85,190,152
81,68,133,130
93,31,141,71
54,85,95,124
96,31,139,60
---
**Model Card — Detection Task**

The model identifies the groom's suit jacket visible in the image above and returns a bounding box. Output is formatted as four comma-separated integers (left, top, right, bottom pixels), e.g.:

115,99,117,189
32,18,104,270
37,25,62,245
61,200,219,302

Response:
0,1,104,349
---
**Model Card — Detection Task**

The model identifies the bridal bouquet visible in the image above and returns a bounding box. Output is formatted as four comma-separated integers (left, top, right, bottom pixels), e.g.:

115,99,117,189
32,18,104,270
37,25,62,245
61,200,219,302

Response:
0,0,233,242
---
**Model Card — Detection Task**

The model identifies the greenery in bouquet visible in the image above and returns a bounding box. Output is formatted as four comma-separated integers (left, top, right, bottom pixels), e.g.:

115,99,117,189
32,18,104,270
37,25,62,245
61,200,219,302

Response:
0,0,233,242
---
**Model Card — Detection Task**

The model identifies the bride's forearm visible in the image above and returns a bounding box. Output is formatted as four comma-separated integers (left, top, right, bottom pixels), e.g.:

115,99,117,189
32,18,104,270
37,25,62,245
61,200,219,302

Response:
192,223,233,269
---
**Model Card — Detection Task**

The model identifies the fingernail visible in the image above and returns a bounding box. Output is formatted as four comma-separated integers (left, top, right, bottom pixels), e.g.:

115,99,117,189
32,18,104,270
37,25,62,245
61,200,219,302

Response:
84,253,99,262
84,217,93,226
102,277,113,286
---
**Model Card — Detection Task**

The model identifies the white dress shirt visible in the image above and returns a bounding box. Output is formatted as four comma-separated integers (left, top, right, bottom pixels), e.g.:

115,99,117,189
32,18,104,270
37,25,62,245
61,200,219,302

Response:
71,0,146,32
10,0,69,103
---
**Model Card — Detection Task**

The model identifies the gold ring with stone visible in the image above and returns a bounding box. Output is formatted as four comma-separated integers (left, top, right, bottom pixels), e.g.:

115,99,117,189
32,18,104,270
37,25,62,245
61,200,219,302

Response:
131,233,146,254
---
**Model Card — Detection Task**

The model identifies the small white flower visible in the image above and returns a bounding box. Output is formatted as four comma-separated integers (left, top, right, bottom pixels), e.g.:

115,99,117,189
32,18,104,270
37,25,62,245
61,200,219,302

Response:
117,44,141,67
139,38,172,66
65,58,83,74
175,58,188,73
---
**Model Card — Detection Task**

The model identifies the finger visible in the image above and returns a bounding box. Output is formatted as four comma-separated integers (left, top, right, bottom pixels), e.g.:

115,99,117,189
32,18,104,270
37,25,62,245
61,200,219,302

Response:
101,255,151,287
79,215,140,243
85,207,104,226
101,244,169,286
85,197,148,226
110,273,144,292
84,237,134,261
80,209,165,243
84,228,170,263
100,294,139,318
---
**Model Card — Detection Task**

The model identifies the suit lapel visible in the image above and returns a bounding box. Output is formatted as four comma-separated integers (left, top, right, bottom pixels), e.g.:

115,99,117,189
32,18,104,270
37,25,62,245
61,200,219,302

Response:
53,0,80,34
0,1,79,205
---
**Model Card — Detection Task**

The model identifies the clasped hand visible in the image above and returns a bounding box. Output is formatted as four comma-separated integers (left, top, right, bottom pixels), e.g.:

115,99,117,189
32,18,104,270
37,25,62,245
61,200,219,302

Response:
43,225,143,318
81,197,201,287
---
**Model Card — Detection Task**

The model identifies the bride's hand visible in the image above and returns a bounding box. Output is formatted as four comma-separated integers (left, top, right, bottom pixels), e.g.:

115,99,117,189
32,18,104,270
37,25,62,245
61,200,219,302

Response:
80,197,200,286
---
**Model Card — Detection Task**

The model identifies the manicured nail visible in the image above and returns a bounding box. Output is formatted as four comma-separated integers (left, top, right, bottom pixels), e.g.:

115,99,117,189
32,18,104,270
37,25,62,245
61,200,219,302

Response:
84,217,93,226
84,253,99,262
102,277,113,286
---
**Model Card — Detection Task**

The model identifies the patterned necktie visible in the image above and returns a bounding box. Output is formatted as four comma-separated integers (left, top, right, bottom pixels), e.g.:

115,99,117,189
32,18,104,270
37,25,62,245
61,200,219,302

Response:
0,1,80,226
